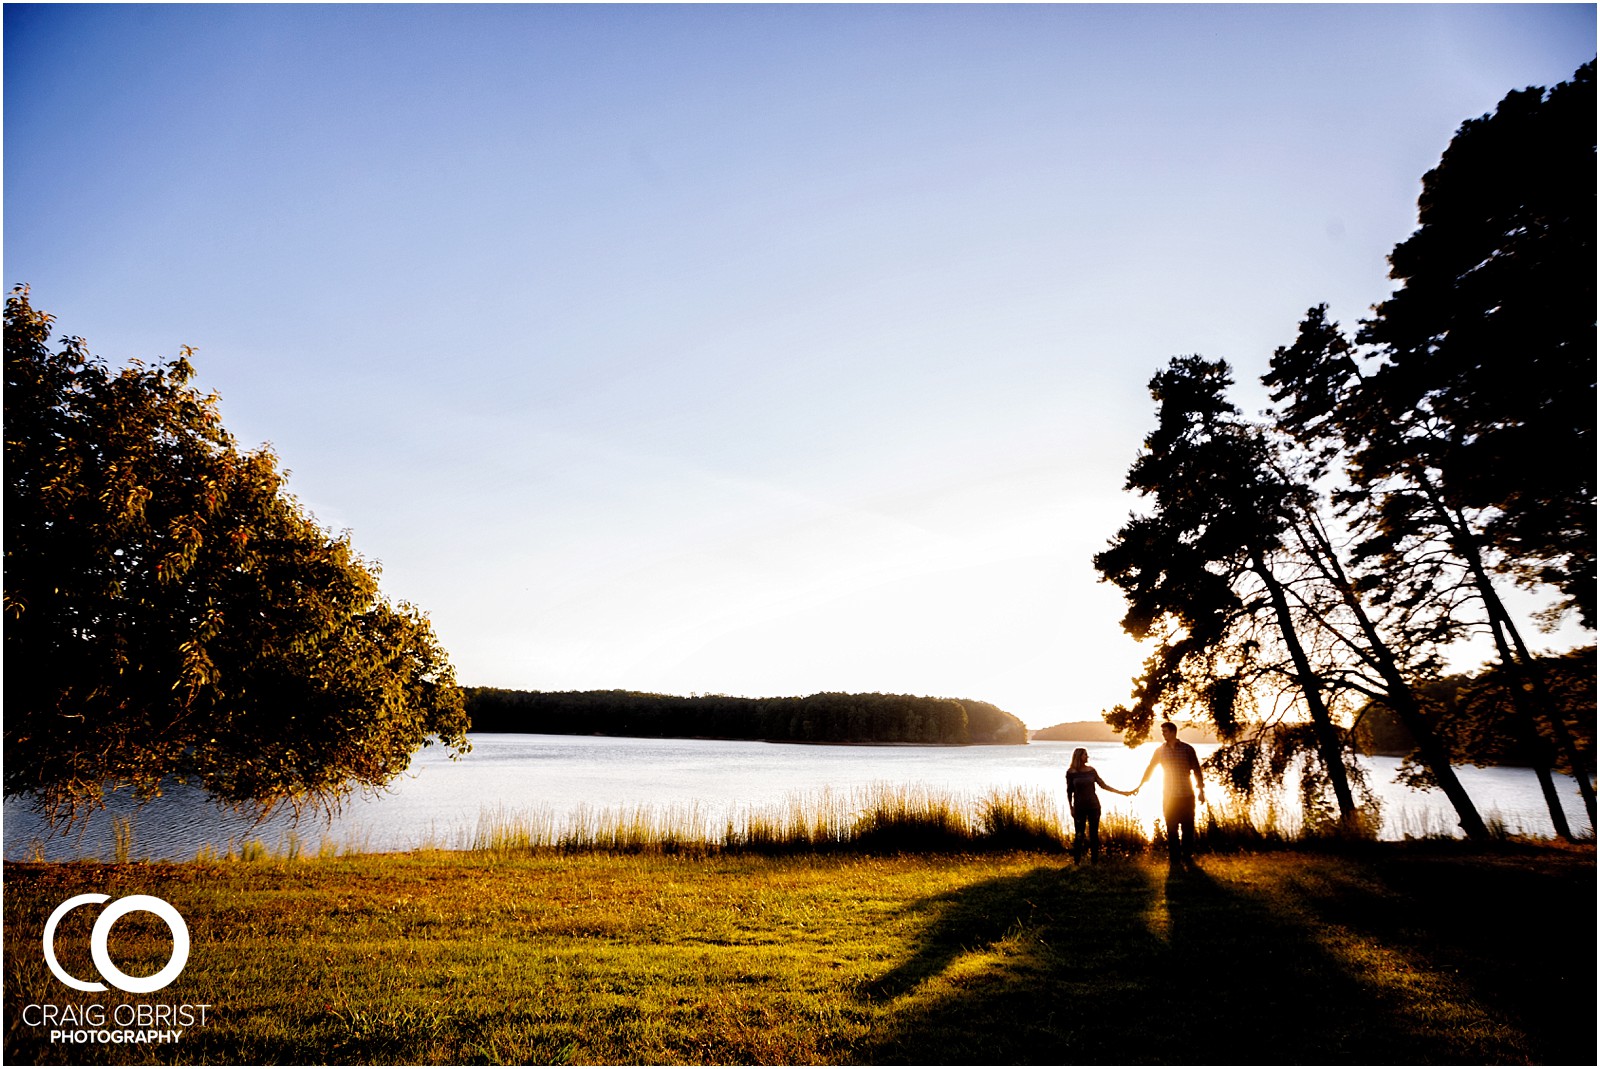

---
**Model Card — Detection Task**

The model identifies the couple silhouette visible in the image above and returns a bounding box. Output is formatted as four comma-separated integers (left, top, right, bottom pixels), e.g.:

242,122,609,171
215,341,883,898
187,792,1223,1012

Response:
1064,720,1205,865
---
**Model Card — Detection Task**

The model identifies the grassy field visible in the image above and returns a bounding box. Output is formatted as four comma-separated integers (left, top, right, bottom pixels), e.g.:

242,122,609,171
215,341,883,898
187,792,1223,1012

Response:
3,841,1593,1065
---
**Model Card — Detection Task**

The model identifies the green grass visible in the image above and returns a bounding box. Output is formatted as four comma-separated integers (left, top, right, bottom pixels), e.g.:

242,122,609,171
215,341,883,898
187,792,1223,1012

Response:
4,841,1592,1065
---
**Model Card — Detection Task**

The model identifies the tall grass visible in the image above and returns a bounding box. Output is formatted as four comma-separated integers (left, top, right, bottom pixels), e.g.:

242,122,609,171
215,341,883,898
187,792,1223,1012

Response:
468,784,1074,857
975,787,1071,851
88,786,1410,865
1096,807,1151,856
1193,799,1297,851
295,789,1389,862
110,815,136,863
729,789,849,852
839,784,978,852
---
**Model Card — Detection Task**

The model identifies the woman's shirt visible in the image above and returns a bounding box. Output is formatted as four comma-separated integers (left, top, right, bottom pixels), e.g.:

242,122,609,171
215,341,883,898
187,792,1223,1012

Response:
1065,768,1109,813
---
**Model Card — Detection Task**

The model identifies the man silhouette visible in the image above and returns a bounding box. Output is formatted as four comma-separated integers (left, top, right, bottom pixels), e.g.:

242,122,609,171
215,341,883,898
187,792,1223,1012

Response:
1138,720,1204,868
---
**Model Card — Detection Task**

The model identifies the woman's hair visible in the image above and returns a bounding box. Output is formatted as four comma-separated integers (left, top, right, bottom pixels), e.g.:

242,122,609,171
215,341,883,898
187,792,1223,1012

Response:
1069,747,1090,772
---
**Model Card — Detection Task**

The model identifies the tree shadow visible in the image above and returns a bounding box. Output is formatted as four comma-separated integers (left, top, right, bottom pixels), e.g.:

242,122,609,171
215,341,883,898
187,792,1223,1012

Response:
853,859,1454,1065
1238,847,1596,1066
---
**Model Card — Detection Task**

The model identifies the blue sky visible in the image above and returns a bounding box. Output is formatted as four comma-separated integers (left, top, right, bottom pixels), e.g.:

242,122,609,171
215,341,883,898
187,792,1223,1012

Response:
5,4,1594,728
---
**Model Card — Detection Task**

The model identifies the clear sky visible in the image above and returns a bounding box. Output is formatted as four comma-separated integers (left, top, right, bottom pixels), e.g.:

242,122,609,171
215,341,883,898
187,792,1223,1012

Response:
5,4,1594,729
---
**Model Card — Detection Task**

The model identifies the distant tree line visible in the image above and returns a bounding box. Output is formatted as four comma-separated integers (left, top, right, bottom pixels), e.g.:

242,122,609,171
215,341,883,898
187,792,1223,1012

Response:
1094,63,1595,840
1030,721,1127,743
1354,648,1595,771
1031,720,1220,744
461,689,1029,746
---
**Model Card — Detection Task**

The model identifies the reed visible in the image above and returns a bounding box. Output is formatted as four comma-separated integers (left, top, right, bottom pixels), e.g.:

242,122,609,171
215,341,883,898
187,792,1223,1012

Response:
234,838,270,862
466,784,1082,857
106,784,1538,867
844,783,974,852
110,815,136,863
974,786,1069,852
730,788,851,852
1095,807,1151,856
459,786,1406,859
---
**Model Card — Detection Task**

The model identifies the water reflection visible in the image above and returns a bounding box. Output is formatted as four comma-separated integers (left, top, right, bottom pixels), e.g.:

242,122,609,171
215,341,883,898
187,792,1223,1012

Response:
4,734,1589,861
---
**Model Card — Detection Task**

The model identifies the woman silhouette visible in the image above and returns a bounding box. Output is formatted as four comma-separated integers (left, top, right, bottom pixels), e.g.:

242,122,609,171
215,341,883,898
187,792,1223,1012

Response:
1064,747,1133,862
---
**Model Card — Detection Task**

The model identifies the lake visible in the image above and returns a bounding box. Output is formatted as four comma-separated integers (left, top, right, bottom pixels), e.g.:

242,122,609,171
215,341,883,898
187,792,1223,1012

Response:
4,733,1592,861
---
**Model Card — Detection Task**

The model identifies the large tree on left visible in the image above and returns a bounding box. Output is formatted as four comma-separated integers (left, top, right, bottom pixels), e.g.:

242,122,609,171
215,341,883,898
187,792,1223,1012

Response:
4,287,469,824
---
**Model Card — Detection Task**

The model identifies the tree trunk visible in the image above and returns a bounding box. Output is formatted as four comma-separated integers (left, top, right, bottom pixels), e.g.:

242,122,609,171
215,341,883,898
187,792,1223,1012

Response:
1295,512,1490,840
1252,551,1359,823
1491,600,1595,827
1442,502,1593,837
1482,612,1574,839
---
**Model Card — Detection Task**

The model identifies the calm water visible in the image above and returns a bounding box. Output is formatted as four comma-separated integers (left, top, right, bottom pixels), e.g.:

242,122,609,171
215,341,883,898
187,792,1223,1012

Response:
4,733,1591,860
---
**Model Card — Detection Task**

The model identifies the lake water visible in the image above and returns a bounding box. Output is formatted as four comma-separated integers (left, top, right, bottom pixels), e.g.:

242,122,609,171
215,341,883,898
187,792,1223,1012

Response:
4,733,1592,861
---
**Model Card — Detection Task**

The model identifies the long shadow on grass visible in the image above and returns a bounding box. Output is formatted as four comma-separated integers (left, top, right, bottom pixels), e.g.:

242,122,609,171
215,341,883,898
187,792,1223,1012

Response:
854,859,1435,1065
1249,848,1596,1067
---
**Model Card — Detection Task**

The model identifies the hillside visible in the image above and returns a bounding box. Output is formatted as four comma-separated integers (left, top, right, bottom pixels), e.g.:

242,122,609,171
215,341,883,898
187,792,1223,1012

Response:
1031,719,1222,744
462,689,1030,746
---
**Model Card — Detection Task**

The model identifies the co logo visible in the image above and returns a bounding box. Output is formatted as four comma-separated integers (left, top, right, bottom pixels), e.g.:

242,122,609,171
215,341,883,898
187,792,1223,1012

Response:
43,894,190,994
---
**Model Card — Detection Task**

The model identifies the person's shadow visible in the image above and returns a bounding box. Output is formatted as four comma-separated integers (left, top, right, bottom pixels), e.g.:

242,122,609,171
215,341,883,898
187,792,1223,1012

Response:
854,860,1428,1065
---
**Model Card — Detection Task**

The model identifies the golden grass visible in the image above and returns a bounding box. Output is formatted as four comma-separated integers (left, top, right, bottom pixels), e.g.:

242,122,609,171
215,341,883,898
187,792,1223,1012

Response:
455,786,1390,861
465,784,1073,857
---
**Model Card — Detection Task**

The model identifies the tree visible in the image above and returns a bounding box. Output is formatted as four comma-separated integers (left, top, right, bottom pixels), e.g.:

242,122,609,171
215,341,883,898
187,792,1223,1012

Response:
1445,648,1596,776
1352,62,1596,834
456,688,1023,745
1268,300,1592,838
4,287,469,824
1360,61,1595,628
1094,356,1369,829
1264,310,1494,838
1249,64,1596,839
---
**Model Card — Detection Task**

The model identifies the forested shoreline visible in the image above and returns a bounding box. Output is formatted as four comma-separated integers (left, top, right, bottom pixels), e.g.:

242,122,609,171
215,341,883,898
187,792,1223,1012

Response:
462,688,1029,745
1352,647,1595,767
1031,720,1222,744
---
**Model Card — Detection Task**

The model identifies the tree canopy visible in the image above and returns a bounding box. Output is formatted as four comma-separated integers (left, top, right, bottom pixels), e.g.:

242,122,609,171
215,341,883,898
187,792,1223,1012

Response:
1359,61,1595,628
4,287,469,824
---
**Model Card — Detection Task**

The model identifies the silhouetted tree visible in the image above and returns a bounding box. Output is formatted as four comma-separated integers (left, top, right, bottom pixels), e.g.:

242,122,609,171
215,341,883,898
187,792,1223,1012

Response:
1360,61,1595,628
1267,301,1591,837
1094,64,1593,840
1347,62,1596,834
1265,310,1492,837
1445,648,1596,776
1095,356,1367,827
4,288,469,824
